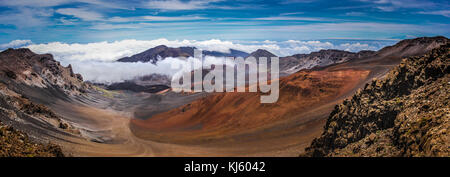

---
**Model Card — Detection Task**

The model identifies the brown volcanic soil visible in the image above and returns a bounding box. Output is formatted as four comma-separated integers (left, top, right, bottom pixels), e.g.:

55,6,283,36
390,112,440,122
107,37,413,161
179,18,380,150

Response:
130,69,370,153
128,37,448,156
126,49,402,156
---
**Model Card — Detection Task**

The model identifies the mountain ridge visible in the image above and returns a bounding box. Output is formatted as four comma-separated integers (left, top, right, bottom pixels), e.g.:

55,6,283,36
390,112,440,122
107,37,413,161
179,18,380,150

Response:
117,45,250,63
302,43,449,157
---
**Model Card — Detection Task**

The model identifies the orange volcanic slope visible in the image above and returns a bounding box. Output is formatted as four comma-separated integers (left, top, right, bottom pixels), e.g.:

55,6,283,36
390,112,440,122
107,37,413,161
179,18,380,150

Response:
131,68,370,144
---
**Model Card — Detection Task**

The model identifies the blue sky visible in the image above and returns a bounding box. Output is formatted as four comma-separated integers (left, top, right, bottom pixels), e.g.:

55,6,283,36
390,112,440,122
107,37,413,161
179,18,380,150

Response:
0,0,449,44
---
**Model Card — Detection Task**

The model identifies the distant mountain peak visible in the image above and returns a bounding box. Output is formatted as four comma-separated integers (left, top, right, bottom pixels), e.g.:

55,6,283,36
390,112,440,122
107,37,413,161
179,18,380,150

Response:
248,49,277,58
117,45,249,63
117,45,193,64
0,48,90,95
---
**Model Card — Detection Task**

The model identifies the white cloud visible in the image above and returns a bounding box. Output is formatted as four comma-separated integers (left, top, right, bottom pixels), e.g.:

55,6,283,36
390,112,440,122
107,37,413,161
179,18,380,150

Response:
279,12,304,16
146,0,223,10
252,22,443,34
56,8,104,21
0,8,53,28
344,12,366,16
254,16,328,21
0,0,70,7
0,0,132,9
418,10,450,17
25,38,383,61
359,0,437,11
339,43,375,51
67,59,177,83
0,40,33,49
67,55,235,84
59,17,79,25
107,15,207,22
24,39,274,62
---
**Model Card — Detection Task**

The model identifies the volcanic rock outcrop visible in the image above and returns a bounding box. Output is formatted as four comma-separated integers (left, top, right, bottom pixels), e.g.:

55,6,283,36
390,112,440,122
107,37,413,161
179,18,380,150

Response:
303,43,449,157
0,48,92,156
0,48,90,96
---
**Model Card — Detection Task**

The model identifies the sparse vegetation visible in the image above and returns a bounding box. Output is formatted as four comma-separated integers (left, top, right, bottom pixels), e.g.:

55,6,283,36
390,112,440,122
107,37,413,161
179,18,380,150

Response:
93,85,119,98
0,121,64,157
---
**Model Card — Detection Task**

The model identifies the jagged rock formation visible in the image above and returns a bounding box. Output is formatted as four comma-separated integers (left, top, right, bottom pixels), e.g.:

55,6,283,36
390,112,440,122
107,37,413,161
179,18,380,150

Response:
0,83,70,156
0,120,64,157
303,43,449,157
0,48,91,157
0,48,90,96
0,82,77,132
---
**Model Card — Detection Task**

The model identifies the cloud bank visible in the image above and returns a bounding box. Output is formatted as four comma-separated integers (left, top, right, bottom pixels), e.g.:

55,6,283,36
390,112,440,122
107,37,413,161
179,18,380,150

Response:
0,40,32,49
1,38,393,84
23,38,388,61
63,55,234,84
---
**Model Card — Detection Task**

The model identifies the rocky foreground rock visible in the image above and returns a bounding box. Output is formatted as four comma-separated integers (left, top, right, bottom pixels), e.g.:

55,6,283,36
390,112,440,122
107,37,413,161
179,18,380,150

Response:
0,48,91,157
0,120,64,157
302,43,449,157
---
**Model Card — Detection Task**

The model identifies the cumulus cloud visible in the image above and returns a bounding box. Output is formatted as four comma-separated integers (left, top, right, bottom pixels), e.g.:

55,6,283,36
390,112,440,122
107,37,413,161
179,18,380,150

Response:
56,56,232,84
339,42,374,51
23,38,386,83
0,40,33,49
25,38,277,61
68,58,180,83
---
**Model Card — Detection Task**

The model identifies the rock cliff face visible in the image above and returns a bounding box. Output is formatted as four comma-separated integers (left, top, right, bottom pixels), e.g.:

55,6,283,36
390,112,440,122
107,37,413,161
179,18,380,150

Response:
0,48,91,156
303,43,449,157
0,48,90,96
0,82,72,157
